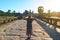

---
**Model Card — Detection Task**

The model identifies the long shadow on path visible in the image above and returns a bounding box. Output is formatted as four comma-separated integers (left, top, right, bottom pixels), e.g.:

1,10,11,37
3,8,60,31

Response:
36,19,60,40
25,37,31,40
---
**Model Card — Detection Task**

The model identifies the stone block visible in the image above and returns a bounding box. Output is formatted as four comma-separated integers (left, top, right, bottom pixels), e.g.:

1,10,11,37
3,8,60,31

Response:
5,36,20,40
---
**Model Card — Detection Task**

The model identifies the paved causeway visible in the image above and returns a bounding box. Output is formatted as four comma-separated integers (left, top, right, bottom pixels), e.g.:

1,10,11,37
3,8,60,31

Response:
0,20,54,40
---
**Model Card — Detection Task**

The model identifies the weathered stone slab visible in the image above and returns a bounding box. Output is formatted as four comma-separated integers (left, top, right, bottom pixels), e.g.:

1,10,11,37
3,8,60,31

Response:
42,38,53,40
5,29,21,36
0,32,6,36
25,37,42,40
0,36,5,40
5,36,20,40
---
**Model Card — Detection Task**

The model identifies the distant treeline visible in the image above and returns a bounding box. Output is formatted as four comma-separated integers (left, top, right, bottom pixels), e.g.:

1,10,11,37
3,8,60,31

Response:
0,10,23,19
0,10,22,16
0,10,36,19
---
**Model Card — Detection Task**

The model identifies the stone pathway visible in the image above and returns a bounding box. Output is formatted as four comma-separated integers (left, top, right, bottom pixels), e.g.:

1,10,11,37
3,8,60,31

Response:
0,20,53,40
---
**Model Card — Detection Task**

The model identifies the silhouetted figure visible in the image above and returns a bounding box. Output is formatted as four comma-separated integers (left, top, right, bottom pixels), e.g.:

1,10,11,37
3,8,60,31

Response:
24,15,36,40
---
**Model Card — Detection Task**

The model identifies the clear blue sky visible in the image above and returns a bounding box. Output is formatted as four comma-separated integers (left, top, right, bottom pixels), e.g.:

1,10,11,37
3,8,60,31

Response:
0,0,60,13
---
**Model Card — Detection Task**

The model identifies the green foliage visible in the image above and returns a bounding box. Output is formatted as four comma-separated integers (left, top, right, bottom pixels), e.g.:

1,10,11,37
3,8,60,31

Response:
38,6,51,19
0,10,4,16
0,10,16,16
23,10,29,16
7,10,11,13
38,6,44,18
38,6,44,14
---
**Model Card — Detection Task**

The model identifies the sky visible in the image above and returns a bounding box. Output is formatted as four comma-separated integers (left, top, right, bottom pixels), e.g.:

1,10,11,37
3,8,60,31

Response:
0,0,60,13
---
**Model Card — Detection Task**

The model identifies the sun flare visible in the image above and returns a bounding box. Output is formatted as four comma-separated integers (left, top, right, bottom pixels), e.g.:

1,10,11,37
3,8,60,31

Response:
45,0,60,12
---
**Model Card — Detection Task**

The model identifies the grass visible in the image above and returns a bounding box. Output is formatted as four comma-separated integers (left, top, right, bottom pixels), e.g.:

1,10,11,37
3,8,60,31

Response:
0,16,15,24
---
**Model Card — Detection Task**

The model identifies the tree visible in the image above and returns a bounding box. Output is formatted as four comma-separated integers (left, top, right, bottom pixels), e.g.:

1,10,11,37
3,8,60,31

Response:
38,6,44,14
0,10,4,16
6,10,12,16
48,10,51,17
38,6,44,19
23,10,29,16
12,10,16,13
7,10,11,13
38,6,44,17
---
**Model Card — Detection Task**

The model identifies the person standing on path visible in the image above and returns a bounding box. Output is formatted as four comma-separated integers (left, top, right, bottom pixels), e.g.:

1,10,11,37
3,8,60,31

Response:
24,15,36,40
